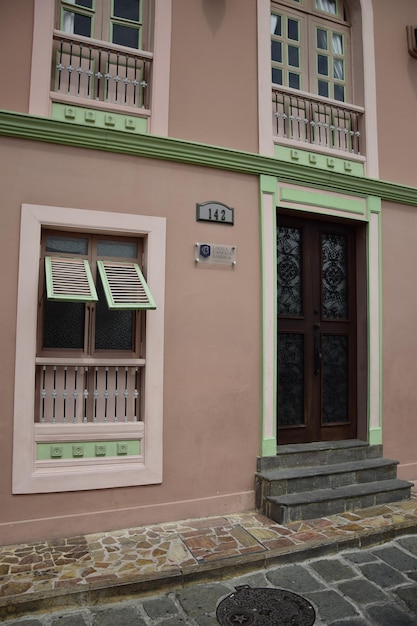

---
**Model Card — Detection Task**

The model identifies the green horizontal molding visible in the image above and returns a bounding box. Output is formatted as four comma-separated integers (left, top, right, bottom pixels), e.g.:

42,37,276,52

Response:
280,187,365,214
2,109,417,207
36,440,141,460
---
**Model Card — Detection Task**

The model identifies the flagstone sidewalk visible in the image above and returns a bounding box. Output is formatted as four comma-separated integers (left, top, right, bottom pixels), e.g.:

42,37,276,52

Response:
0,484,416,621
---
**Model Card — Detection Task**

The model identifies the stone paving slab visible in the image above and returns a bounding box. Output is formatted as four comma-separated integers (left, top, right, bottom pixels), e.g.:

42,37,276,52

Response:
0,490,416,622
1,535,417,625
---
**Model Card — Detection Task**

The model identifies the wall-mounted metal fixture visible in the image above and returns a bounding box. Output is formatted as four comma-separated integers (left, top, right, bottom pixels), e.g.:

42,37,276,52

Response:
407,25,417,58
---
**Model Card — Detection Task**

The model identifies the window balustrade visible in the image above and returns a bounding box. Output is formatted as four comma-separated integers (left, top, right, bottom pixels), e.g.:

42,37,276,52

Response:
35,360,144,425
52,30,153,109
272,86,364,155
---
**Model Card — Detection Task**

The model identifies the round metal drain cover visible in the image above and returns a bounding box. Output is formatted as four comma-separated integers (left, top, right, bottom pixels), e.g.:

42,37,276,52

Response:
216,585,316,625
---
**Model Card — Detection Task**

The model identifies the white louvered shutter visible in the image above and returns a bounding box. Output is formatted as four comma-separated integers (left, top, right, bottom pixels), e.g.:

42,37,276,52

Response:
97,260,156,310
45,256,98,302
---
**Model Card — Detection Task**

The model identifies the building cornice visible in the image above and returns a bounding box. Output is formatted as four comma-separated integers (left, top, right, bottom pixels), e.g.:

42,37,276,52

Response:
1,109,416,206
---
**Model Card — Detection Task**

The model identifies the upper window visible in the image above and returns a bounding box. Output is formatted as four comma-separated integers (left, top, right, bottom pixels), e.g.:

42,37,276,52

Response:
59,0,145,49
271,0,350,102
53,1,153,110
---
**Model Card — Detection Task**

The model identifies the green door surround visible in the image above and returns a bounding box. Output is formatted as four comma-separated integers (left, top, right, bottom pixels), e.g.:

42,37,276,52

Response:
260,176,383,456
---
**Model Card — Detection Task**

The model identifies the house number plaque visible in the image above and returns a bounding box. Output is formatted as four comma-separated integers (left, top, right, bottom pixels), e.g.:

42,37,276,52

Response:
196,201,234,225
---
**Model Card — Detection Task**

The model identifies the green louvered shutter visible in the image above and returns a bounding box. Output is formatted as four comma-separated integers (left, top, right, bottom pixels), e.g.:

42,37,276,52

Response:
97,260,156,310
45,256,98,302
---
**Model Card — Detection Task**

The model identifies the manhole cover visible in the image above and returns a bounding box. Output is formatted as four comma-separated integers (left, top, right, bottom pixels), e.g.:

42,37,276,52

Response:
216,585,316,625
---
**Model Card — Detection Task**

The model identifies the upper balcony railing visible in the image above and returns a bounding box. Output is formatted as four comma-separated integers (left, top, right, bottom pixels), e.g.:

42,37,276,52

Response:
52,30,153,110
272,85,365,156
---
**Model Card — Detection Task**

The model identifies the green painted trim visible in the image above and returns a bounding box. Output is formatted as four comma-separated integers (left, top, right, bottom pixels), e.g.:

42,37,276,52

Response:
2,110,417,207
261,438,277,457
51,103,148,134
260,176,278,456
367,195,382,215
369,428,382,445
366,197,383,443
36,440,141,460
377,206,383,437
274,145,365,178
260,174,278,194
279,187,365,215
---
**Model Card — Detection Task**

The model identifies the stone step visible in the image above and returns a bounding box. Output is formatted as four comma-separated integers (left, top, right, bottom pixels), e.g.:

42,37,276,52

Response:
257,440,383,472
256,457,399,507
265,479,413,524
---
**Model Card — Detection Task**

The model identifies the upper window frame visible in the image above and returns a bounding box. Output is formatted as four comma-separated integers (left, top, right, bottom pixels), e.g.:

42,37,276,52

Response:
274,0,349,24
271,0,351,102
57,0,147,51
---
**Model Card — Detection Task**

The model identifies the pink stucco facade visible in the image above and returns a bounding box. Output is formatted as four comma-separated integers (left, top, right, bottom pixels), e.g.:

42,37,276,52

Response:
0,0,417,544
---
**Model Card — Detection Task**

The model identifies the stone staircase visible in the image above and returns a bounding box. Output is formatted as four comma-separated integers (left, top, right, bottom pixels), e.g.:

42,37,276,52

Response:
256,440,412,524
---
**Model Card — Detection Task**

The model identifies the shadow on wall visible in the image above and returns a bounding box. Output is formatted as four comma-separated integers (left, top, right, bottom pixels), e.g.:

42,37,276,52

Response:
202,0,226,35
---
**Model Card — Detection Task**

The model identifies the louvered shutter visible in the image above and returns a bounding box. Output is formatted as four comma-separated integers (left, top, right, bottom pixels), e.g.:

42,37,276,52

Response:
97,260,156,310
45,256,98,302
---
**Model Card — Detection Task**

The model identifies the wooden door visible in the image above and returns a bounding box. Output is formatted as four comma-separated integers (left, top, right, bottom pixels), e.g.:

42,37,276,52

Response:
277,215,357,444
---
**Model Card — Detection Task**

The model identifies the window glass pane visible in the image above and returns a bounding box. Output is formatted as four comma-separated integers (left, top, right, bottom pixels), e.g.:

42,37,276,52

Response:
334,84,345,101
289,72,300,89
318,80,329,97
271,41,282,63
332,33,343,54
112,23,140,48
315,0,337,15
317,29,328,50
43,301,85,349
46,235,88,255
270,14,282,36
68,0,93,8
278,334,305,426
62,11,92,37
288,45,300,67
322,233,348,319
97,240,138,258
287,19,299,41
95,275,134,350
272,67,283,84
333,59,344,80
277,226,303,316
322,336,348,422
113,0,140,22
317,54,329,76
